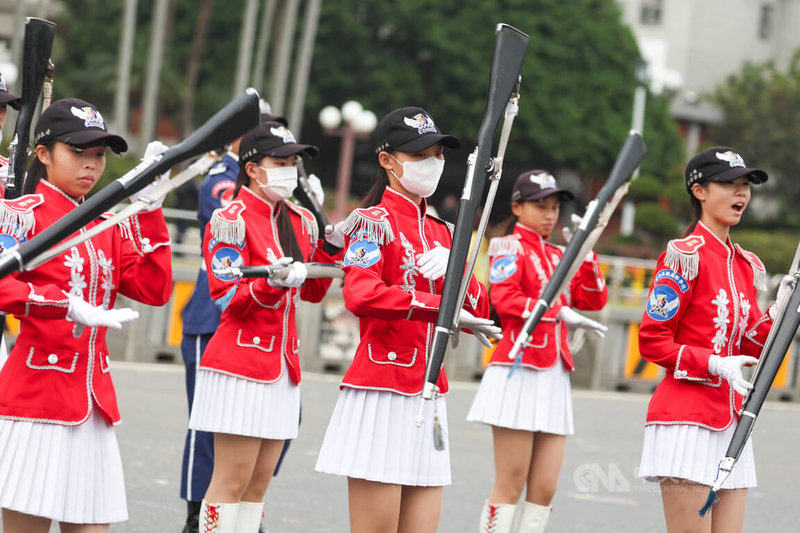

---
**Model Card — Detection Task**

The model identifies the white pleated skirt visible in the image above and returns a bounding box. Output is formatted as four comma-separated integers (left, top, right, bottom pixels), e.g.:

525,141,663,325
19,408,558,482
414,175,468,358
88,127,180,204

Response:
315,388,451,486
466,363,574,435
639,422,757,489
189,368,300,439
0,410,127,523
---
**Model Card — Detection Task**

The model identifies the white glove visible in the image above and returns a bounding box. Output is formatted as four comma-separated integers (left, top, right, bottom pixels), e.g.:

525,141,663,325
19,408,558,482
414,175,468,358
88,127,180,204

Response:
324,220,346,249
457,309,502,348
131,140,171,212
416,245,449,280
708,354,758,396
307,174,325,205
66,294,139,337
561,213,583,243
267,257,308,289
777,274,793,304
557,306,607,337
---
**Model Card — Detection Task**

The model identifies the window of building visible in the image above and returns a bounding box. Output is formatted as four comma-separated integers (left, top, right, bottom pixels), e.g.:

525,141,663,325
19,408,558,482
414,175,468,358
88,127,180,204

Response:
759,4,773,39
640,0,664,25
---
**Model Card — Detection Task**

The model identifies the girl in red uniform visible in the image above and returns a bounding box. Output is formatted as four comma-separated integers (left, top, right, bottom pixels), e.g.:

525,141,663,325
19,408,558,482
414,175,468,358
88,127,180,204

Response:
0,98,173,532
638,146,776,532
189,122,341,532
467,170,608,532
315,106,500,533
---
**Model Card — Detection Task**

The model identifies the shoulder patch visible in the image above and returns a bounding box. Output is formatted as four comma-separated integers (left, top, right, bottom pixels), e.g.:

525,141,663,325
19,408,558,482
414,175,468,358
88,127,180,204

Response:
488,234,522,258
646,284,681,321
209,200,246,245
0,193,44,239
342,206,394,245
343,230,382,268
735,243,767,291
664,234,705,281
208,163,227,176
489,253,518,283
211,246,244,281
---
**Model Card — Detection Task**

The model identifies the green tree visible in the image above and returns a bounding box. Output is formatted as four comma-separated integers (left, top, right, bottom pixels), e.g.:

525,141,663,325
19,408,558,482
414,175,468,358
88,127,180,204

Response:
711,51,800,229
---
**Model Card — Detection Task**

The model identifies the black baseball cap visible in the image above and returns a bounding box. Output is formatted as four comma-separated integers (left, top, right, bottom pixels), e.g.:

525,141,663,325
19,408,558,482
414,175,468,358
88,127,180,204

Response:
685,146,768,192
373,106,460,154
511,170,574,202
34,98,127,153
239,121,319,164
0,72,19,110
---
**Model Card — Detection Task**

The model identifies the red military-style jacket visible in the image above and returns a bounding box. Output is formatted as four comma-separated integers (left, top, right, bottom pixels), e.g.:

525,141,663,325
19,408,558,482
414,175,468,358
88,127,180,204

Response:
487,223,607,370
339,187,490,396
639,221,773,430
200,186,341,384
0,180,173,426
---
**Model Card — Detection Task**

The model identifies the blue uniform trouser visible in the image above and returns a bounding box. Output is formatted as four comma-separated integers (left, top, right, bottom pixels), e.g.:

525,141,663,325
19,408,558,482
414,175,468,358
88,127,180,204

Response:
180,333,215,502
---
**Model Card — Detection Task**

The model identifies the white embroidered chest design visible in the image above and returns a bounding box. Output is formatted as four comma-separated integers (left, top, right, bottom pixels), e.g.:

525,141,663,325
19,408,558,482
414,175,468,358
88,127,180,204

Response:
97,250,115,309
736,292,750,349
528,250,548,298
398,232,418,292
711,288,730,354
64,248,87,298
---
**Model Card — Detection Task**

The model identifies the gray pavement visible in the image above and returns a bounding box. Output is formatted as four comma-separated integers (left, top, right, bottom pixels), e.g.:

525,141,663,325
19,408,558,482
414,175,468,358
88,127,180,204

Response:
38,362,800,531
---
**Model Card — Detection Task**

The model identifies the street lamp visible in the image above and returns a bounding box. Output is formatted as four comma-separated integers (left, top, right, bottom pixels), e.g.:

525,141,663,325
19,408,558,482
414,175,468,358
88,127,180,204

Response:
620,58,649,236
318,100,377,221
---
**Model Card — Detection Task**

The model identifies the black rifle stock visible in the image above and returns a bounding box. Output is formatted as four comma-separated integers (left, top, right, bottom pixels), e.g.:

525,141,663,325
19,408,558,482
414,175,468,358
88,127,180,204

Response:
419,24,529,410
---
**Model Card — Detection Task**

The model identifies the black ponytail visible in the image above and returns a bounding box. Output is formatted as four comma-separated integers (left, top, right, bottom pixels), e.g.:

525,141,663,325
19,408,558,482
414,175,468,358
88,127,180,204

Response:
682,193,703,237
22,141,54,196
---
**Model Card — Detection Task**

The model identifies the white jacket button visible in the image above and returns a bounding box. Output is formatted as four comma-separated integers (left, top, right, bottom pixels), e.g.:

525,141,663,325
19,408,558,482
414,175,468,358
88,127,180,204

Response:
387,351,397,361
253,336,261,345
47,354,58,364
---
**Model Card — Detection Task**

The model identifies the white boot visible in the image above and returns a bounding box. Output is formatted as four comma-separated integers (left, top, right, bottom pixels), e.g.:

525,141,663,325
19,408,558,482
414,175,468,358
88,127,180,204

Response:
199,500,240,533
235,501,265,532
478,499,516,533
514,501,551,533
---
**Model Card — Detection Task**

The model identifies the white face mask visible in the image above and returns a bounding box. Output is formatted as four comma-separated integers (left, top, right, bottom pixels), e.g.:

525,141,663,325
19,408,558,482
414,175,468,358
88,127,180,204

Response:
390,155,444,198
255,165,298,201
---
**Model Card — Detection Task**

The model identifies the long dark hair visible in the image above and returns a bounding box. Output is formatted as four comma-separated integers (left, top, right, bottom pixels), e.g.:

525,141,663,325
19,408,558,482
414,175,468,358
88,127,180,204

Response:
22,140,55,195
233,162,304,262
682,193,703,237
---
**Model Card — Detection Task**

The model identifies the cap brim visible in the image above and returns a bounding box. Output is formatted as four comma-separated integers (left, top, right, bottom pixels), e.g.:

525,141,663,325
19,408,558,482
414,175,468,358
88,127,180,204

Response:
0,92,20,110
515,188,574,202
267,143,319,159
57,130,128,154
395,133,461,152
713,166,768,185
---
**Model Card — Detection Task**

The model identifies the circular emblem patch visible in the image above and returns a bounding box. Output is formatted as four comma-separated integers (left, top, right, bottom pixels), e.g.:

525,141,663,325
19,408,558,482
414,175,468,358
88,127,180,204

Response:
489,253,517,283
344,234,381,268
211,247,244,281
646,284,680,321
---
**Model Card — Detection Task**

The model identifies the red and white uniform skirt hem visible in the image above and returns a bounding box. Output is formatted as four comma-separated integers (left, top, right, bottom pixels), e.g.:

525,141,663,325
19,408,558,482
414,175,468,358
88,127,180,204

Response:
638,422,757,488
189,368,300,439
315,388,451,486
0,410,127,523
466,363,574,435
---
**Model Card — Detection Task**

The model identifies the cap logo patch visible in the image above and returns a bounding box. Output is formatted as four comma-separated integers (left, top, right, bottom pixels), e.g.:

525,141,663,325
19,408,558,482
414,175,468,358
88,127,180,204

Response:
270,126,297,144
71,106,106,130
715,150,745,168
0,74,7,92
529,172,556,189
403,113,437,134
